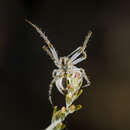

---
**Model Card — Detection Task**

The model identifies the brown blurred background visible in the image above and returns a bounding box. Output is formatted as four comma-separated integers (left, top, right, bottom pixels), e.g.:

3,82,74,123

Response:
0,0,130,130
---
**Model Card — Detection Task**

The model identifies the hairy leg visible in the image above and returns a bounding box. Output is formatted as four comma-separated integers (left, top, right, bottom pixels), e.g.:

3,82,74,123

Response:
80,68,91,88
82,31,92,51
68,47,82,61
72,51,87,65
68,31,92,64
49,78,56,105
70,47,83,62
42,45,54,60
49,70,65,105
25,19,59,67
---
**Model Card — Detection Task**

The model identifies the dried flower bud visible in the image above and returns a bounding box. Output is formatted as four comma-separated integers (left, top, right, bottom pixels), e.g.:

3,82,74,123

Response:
58,122,62,126
56,122,63,129
61,107,66,113
68,105,76,114
69,105,76,111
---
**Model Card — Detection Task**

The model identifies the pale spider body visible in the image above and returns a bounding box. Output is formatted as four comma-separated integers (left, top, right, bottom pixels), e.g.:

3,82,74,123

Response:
25,19,92,105
54,58,83,95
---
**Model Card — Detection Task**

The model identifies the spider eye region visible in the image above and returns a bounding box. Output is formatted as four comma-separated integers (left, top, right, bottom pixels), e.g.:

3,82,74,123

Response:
63,65,67,70
60,57,70,67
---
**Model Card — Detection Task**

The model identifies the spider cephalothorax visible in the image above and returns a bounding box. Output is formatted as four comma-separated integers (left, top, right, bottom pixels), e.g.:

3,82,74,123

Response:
25,19,92,105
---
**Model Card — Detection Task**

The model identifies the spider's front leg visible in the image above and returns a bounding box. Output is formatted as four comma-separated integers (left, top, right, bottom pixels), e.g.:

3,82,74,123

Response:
68,31,92,65
42,45,54,60
80,68,91,88
25,19,60,67
72,51,87,65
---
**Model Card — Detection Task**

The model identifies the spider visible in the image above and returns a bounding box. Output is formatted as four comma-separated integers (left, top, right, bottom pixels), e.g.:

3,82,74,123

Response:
25,19,92,105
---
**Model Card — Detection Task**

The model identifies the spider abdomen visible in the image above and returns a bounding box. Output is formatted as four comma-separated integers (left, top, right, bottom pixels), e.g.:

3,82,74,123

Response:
55,66,83,95
62,77,68,89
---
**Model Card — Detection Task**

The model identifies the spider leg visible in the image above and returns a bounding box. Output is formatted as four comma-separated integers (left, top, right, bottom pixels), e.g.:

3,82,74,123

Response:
52,69,58,78
69,47,83,62
80,68,91,88
49,69,65,105
25,19,59,67
49,76,66,105
42,45,54,60
68,31,92,63
72,51,86,65
56,84,65,95
82,31,92,51
68,47,82,58
49,78,56,106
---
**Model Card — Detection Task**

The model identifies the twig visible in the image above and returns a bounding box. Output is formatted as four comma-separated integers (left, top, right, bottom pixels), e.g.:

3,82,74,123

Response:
45,76,84,130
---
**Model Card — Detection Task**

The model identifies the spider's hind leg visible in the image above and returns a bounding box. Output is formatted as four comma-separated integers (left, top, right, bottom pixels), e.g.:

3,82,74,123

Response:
80,68,91,88
48,78,56,106
49,74,66,106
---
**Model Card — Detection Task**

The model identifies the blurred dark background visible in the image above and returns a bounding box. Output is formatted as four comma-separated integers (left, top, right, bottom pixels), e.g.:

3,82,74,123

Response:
0,0,130,130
